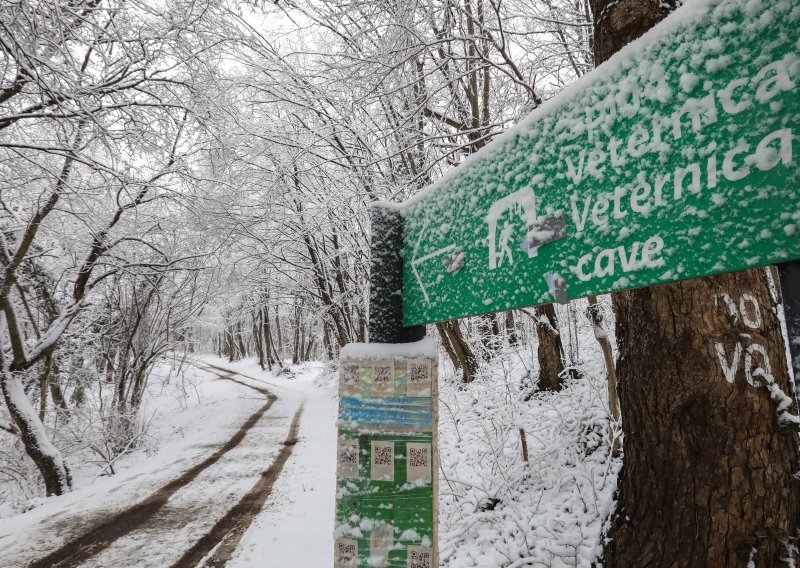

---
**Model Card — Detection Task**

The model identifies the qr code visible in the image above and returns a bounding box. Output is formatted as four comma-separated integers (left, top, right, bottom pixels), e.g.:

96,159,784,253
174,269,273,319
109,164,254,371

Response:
409,446,428,468
373,445,393,466
340,447,357,465
374,364,392,384
409,549,431,568
409,361,429,384
343,364,359,383
336,541,356,562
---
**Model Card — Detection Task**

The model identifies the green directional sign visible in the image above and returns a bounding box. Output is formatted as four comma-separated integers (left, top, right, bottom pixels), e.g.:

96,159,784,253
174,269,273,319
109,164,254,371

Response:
401,0,800,326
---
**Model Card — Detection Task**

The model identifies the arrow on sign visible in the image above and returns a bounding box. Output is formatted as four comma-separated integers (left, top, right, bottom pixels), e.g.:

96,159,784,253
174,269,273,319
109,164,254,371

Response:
412,245,456,305
411,224,457,305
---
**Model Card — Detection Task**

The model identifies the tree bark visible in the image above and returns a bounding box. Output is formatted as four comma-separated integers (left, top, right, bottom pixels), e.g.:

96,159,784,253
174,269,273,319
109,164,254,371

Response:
227,333,233,361
323,322,334,362
253,312,266,371
593,2,800,563
590,0,680,65
274,312,284,359
607,272,800,566
260,304,279,370
48,352,67,415
436,321,461,372
505,310,519,347
586,295,620,454
436,320,477,383
477,313,501,361
292,305,300,364
235,320,247,359
38,354,52,422
534,303,566,391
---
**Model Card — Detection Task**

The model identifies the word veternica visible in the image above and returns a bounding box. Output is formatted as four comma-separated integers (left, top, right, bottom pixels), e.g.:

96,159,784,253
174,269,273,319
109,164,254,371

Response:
570,127,791,233
562,54,795,284
565,55,795,234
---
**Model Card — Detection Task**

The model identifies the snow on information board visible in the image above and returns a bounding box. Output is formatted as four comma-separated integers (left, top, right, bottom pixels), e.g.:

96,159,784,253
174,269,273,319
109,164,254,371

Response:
335,342,438,568
401,0,800,326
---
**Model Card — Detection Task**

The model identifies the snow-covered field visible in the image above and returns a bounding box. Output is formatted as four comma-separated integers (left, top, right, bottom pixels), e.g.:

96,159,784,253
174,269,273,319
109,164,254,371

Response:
0,357,337,568
437,354,621,567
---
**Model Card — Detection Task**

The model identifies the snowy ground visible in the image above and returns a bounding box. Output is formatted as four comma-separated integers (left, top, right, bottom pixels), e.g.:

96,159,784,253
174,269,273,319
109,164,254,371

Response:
0,357,338,568
220,358,338,568
437,350,621,567
212,334,621,568
1,330,620,567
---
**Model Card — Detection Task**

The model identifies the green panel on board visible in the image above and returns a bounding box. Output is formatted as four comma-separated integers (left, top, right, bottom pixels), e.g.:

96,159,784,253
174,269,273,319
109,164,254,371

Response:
402,0,800,326
336,433,435,568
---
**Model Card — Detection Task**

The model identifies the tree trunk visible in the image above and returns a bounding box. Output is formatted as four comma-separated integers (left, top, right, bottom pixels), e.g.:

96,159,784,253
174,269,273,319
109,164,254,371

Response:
224,329,234,362
49,381,67,413
292,306,300,364
303,336,316,362
607,271,800,566
253,312,266,371
274,312,284,359
436,321,461,373
477,314,500,361
590,0,681,65
534,303,566,391
505,310,519,347
585,295,620,454
323,323,334,362
262,305,278,370
38,354,52,422
235,320,247,359
1,371,72,496
436,320,477,383
595,2,800,563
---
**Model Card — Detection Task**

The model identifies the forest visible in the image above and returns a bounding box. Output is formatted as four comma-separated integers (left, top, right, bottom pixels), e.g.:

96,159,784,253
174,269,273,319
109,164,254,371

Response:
1,0,799,566
0,0,596,496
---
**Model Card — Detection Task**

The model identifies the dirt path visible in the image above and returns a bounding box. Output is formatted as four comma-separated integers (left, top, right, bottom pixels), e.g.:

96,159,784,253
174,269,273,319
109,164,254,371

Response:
26,364,304,568
172,399,304,567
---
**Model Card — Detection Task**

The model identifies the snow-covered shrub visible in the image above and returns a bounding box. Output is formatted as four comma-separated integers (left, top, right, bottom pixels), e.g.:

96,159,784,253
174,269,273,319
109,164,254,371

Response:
438,347,621,567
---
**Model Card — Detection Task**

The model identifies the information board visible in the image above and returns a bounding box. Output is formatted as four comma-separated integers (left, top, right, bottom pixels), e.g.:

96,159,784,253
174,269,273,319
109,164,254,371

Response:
401,0,800,326
334,342,438,568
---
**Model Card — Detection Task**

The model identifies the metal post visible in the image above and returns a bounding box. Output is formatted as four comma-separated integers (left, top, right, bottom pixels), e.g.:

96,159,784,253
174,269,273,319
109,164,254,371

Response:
778,260,800,385
369,205,425,344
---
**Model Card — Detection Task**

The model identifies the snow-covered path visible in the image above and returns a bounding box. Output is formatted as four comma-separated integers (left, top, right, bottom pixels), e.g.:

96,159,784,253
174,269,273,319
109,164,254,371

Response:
0,357,337,568
225,360,337,568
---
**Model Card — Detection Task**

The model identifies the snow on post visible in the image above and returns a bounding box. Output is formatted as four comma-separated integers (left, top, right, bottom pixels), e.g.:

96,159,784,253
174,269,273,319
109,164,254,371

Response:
369,204,425,344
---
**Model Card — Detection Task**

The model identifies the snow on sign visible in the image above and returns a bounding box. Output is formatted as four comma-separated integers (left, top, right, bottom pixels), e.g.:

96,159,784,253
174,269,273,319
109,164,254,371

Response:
334,340,438,568
400,0,800,326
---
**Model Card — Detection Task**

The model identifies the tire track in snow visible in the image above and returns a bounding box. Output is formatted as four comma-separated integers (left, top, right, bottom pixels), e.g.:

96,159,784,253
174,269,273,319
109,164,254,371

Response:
171,397,305,567
27,363,303,568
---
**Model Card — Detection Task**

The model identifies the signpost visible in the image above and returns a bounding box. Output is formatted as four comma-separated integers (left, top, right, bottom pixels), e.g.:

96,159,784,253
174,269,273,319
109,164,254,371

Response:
336,0,800,565
400,0,800,327
333,211,435,568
